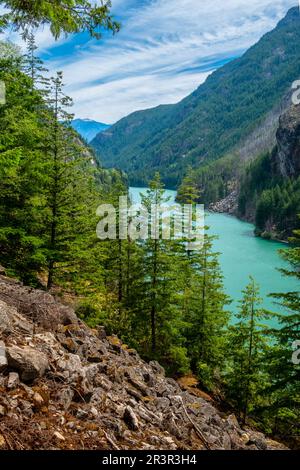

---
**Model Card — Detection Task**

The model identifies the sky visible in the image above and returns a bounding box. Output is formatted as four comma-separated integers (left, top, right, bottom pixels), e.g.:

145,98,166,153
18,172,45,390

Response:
2,0,299,123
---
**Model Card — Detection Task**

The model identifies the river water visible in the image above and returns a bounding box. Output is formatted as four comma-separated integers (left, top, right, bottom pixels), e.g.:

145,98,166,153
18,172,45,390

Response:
130,186,298,314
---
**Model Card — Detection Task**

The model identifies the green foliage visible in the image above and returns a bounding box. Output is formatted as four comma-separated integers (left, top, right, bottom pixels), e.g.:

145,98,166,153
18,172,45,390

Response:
224,279,270,422
238,151,300,238
177,155,239,205
182,234,230,390
262,229,300,443
0,0,120,39
0,50,48,283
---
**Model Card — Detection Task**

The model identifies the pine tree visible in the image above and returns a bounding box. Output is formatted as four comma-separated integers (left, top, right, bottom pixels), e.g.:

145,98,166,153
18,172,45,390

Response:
183,233,230,389
225,278,270,423
264,229,300,440
127,173,190,373
42,71,102,291
176,167,201,204
22,32,49,94
0,50,48,283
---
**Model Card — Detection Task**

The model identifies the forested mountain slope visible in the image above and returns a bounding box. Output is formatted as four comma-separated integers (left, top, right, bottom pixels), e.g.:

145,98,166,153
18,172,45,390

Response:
92,7,300,187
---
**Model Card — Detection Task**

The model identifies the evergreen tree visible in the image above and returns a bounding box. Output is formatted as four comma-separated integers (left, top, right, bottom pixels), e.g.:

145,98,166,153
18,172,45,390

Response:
183,233,230,389
0,1,120,39
176,166,201,204
128,173,190,373
43,71,102,290
22,32,49,93
264,229,300,440
225,278,270,423
0,50,48,283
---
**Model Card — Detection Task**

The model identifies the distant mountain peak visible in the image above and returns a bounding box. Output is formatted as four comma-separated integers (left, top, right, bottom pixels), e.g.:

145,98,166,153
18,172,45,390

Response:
71,119,110,143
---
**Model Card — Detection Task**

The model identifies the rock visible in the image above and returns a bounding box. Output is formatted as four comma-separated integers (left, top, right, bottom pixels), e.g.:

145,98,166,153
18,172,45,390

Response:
226,414,240,431
0,434,6,449
0,278,79,330
0,274,289,451
33,392,45,409
0,302,12,334
127,371,150,396
0,265,6,276
79,341,107,363
7,372,19,389
53,431,65,442
149,361,165,376
161,436,177,450
154,397,170,411
209,189,238,215
96,326,107,340
275,104,300,178
61,337,78,353
58,387,74,410
56,354,82,379
124,406,139,431
0,301,33,335
221,431,232,450
76,409,89,420
6,345,49,382
0,340,7,371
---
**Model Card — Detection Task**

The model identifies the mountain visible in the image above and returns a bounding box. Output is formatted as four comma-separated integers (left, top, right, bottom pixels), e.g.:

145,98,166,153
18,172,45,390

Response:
0,270,288,450
91,7,300,187
237,104,300,240
71,119,110,143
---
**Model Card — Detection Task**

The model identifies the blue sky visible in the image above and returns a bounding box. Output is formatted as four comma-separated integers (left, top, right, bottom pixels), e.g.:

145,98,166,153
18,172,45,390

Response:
3,0,299,123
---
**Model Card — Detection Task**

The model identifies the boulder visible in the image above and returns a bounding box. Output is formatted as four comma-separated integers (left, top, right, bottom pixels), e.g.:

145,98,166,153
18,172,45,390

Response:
6,345,49,382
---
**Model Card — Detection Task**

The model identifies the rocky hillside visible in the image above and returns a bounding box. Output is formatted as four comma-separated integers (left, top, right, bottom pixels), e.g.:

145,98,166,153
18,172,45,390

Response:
0,269,288,451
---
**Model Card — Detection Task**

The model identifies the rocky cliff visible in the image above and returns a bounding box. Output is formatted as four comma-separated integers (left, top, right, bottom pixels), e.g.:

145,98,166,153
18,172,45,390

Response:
274,105,300,178
0,270,287,451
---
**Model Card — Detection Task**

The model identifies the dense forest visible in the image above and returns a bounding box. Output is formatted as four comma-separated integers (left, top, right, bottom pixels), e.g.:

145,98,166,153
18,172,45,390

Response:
239,151,299,236
0,1,299,449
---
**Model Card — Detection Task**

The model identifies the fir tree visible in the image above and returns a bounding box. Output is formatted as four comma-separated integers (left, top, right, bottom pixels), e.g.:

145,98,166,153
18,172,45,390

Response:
225,278,270,423
183,233,230,389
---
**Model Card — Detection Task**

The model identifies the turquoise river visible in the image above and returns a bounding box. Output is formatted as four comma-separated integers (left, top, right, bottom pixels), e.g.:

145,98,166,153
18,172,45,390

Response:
130,186,298,314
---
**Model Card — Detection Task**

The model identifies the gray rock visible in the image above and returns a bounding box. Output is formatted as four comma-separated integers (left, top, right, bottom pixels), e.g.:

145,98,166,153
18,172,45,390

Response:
149,361,165,376
96,326,107,340
124,406,139,431
6,345,49,382
0,302,12,334
58,387,74,410
7,372,20,389
154,397,170,411
0,340,7,371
